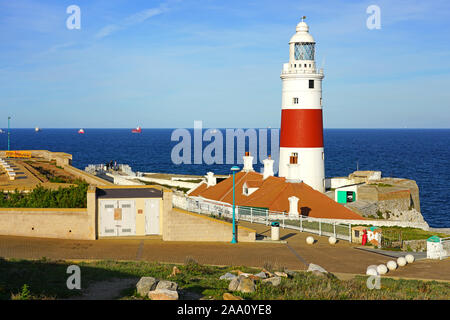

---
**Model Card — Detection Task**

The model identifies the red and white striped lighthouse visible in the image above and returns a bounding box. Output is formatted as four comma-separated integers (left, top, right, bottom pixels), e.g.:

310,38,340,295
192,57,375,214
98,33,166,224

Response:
278,18,325,192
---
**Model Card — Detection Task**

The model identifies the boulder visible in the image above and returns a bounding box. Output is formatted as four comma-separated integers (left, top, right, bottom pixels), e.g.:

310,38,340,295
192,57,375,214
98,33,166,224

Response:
237,277,256,293
148,289,179,300
274,271,288,278
228,278,240,291
311,270,327,278
262,277,281,286
156,280,178,291
284,269,297,277
136,277,158,297
261,268,274,277
223,293,244,300
254,272,267,279
220,273,238,281
307,263,327,274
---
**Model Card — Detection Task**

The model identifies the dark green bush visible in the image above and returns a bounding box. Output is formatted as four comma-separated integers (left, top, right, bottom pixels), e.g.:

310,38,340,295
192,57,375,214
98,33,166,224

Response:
0,181,88,208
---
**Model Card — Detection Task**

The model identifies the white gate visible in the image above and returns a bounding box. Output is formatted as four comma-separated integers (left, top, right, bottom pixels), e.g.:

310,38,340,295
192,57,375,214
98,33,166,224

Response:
99,200,136,237
145,198,160,235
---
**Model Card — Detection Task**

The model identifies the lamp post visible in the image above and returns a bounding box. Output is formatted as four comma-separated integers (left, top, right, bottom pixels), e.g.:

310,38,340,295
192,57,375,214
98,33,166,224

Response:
7,116,11,152
230,166,240,244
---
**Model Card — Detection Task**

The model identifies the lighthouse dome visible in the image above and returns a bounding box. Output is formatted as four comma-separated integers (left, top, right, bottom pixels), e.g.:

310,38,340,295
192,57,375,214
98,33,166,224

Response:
289,21,315,44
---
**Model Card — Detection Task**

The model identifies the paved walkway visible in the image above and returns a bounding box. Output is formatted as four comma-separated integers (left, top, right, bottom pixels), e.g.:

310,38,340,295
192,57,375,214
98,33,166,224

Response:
0,221,449,282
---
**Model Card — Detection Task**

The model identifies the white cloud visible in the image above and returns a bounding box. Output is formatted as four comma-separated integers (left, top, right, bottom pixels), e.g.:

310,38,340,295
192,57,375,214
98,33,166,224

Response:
95,5,167,39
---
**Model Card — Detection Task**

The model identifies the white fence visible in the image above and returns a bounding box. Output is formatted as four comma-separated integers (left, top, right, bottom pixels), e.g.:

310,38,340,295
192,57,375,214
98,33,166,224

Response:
174,194,353,242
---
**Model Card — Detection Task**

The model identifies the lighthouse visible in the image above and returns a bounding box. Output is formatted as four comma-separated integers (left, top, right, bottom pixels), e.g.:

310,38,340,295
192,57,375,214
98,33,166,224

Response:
278,18,325,193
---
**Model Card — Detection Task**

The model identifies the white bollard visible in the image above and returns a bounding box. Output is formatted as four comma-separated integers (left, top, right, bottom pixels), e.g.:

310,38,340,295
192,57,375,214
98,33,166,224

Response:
366,265,378,276
328,236,337,245
377,264,388,275
387,260,397,271
306,236,315,245
397,257,407,267
405,254,415,264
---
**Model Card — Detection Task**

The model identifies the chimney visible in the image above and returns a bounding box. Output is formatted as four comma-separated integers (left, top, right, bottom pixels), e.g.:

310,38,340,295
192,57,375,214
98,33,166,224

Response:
205,172,217,187
286,153,302,183
288,196,299,217
243,151,254,172
263,155,274,179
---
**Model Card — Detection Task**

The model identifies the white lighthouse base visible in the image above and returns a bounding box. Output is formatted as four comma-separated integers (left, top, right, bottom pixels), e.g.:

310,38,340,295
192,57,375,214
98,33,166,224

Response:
279,147,325,192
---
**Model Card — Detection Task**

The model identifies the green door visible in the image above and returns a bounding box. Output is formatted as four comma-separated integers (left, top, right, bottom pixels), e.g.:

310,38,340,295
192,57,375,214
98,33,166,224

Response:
337,191,348,204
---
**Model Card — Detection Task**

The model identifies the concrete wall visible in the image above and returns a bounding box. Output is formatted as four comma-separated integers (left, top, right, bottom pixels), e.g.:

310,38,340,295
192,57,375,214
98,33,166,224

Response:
0,208,94,240
63,165,113,186
0,186,97,240
163,207,256,242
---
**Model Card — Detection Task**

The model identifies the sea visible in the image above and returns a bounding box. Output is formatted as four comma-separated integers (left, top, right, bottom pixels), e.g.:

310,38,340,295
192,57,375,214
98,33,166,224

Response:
1,128,449,228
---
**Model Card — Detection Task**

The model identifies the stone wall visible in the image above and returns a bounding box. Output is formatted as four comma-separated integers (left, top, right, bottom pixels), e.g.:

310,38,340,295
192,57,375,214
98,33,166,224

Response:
163,207,256,242
402,239,427,252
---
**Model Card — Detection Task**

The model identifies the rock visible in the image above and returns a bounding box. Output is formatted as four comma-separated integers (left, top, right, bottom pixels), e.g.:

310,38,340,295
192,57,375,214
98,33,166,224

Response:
247,274,261,281
228,278,240,291
237,277,256,293
239,273,252,278
220,273,237,281
169,266,182,277
307,263,327,274
328,236,337,245
254,272,267,279
155,280,178,291
262,277,282,286
223,293,244,300
284,269,297,277
311,270,327,278
136,277,158,297
306,236,315,245
261,268,273,277
274,271,288,278
148,289,179,300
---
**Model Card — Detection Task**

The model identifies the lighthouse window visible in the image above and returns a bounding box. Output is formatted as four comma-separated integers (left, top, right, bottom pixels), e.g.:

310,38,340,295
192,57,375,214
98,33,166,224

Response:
293,97,299,104
294,42,315,60
309,80,314,89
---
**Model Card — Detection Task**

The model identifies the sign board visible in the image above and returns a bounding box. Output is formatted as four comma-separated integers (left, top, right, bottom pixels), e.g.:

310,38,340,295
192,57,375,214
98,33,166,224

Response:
114,208,122,221
5,151,32,158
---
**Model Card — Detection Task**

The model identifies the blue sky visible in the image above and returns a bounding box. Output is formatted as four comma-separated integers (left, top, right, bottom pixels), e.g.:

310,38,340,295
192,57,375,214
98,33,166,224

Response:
0,0,449,128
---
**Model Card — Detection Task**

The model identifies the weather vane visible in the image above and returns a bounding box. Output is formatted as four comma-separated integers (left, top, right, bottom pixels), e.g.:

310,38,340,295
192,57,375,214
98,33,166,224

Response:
302,16,306,22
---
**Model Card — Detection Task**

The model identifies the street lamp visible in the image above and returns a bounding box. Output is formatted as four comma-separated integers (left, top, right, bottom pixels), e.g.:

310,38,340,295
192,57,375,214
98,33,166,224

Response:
7,116,11,152
230,166,240,244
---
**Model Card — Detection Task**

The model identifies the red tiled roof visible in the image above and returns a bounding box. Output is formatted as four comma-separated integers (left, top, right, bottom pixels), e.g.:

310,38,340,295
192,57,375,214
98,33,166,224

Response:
190,171,364,220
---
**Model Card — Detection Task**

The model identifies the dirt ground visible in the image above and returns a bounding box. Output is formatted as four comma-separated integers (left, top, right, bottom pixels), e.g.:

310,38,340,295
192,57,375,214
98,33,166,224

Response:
0,221,448,282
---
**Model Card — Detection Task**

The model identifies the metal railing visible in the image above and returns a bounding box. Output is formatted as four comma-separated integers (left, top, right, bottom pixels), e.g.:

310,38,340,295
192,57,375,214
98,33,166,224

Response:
175,195,352,242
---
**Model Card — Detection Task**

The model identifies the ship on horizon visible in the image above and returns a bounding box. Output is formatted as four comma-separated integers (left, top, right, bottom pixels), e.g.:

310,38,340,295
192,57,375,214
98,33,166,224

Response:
78,128,85,134
132,126,142,133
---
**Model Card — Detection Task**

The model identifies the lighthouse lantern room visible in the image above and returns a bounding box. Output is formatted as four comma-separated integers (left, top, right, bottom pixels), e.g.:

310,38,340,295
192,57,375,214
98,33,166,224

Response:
278,17,325,193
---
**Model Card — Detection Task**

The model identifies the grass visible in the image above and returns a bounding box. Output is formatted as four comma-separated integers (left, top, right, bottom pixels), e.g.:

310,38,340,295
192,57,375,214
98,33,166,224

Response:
353,225,448,241
0,257,448,300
